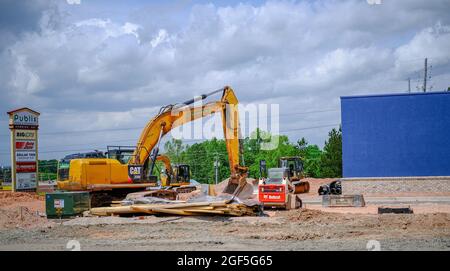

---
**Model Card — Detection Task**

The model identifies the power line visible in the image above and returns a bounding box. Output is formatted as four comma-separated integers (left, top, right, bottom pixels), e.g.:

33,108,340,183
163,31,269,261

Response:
40,126,143,135
0,123,340,155
281,123,339,133
0,123,340,156
0,108,340,137
276,108,340,117
0,126,143,137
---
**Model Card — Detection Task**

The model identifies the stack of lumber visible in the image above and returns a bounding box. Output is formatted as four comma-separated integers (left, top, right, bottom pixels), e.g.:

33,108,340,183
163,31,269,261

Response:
90,200,260,217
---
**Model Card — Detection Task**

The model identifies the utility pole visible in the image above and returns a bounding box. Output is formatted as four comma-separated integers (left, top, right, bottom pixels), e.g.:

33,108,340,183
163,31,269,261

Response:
408,78,411,93
423,58,428,92
214,156,220,185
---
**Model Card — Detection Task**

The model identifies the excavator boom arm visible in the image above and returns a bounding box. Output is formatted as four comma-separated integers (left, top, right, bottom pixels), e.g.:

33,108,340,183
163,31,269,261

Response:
129,86,243,177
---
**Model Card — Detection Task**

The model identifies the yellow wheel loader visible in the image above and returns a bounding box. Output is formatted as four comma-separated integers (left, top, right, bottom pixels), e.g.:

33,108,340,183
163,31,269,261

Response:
57,86,248,206
279,156,310,193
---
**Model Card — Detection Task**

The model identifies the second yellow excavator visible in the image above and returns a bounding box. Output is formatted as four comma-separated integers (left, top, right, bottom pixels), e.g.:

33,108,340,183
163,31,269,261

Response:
155,154,191,188
57,86,248,205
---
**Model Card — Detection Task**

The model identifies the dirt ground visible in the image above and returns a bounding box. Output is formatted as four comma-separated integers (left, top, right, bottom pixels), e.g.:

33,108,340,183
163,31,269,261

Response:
0,192,52,229
1,182,450,251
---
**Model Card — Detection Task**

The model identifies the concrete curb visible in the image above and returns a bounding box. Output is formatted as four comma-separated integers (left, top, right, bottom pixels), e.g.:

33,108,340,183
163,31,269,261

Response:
302,196,450,205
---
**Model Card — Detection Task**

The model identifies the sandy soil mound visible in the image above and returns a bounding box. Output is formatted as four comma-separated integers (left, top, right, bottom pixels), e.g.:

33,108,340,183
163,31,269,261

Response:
0,191,49,229
0,192,43,207
282,208,342,222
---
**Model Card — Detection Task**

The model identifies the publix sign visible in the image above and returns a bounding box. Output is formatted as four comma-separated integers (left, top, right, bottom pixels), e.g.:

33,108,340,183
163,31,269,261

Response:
7,107,40,192
12,111,39,126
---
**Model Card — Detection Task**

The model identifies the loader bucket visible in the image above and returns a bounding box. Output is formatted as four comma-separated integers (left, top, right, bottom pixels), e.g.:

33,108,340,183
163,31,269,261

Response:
293,181,310,194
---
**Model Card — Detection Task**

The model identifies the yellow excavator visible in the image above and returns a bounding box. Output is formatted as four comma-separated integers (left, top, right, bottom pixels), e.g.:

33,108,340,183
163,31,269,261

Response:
57,86,248,205
156,154,191,188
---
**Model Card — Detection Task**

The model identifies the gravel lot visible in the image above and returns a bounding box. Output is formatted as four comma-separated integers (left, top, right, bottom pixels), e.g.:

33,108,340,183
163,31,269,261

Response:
1,207,450,251
1,187,450,251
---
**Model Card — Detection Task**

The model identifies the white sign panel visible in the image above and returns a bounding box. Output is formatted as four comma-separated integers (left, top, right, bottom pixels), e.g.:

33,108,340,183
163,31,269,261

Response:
15,151,36,162
16,172,37,190
54,199,65,208
15,130,37,140
12,111,39,126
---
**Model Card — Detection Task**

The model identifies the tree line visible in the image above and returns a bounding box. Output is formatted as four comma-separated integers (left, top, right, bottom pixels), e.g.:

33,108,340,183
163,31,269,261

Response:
163,127,342,183
32,127,342,184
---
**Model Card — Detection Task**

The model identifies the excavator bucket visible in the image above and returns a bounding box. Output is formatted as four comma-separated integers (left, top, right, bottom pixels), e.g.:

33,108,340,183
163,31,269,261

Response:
220,178,254,200
221,165,252,199
222,182,238,194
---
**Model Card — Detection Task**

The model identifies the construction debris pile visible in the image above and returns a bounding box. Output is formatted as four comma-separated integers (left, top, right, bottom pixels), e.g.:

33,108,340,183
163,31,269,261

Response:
90,199,262,217
88,178,262,217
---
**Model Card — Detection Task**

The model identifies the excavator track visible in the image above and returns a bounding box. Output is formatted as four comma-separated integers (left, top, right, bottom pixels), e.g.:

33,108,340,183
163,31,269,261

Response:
90,192,114,208
174,186,197,194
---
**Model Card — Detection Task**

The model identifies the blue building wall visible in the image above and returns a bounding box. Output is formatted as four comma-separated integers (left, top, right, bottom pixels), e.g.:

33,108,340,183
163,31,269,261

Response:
341,92,450,177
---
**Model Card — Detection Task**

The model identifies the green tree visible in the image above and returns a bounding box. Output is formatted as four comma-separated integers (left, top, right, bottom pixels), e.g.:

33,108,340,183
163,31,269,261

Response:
297,137,308,151
38,159,58,181
161,128,344,182
303,145,323,177
38,160,58,174
296,138,323,178
319,127,342,178
243,130,300,178
164,138,186,164
181,138,229,184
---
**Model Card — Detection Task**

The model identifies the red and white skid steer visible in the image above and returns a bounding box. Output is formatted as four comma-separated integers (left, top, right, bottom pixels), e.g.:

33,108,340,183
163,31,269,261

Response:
257,158,306,210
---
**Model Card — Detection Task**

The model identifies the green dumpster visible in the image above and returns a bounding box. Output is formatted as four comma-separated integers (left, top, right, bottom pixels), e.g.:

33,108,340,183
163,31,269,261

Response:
46,191,90,218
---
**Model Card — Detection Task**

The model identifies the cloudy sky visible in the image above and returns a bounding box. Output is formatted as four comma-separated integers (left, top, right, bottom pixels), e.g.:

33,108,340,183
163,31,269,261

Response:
0,0,450,166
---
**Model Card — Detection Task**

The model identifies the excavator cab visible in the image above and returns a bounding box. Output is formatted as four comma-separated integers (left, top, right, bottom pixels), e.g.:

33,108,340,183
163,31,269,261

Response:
170,164,191,186
154,155,191,187
173,164,190,184
106,146,135,164
107,146,159,184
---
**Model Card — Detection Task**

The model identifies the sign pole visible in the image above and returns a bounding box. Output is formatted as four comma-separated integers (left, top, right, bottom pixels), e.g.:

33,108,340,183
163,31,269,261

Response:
10,127,16,192
35,128,39,192
7,108,40,193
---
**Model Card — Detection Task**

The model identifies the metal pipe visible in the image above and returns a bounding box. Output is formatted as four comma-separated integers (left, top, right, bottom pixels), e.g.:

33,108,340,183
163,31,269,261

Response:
181,88,224,106
148,127,165,177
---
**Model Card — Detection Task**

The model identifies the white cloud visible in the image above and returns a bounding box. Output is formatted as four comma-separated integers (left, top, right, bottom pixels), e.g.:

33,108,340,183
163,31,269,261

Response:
150,29,169,48
394,22,450,78
66,0,81,5
9,55,43,96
